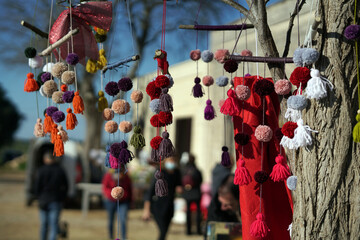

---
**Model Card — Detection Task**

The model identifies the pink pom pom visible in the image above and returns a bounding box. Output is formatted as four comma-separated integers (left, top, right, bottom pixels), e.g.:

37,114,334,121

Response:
119,121,133,133
104,120,118,134
214,49,230,63
190,49,201,61
202,75,214,87
255,125,273,142
235,85,251,101
102,108,114,121
130,90,143,103
275,79,292,95
111,99,131,115
111,186,124,200
241,49,253,57
218,99,226,108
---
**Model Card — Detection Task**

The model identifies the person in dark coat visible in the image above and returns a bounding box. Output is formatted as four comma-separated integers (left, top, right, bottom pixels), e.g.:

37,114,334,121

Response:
142,157,183,240
181,153,203,235
35,151,68,240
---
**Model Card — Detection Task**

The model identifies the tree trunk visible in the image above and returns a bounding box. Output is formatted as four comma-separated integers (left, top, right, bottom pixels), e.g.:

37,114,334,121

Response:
292,0,360,239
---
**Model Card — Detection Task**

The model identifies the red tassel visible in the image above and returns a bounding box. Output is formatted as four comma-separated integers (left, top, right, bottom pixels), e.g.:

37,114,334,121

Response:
250,213,270,238
220,89,240,116
44,114,54,134
73,91,85,114
270,154,291,182
234,159,251,186
54,135,64,157
24,73,39,92
66,108,78,130
50,124,58,144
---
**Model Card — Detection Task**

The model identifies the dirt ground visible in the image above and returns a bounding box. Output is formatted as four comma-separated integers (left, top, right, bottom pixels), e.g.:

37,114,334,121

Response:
0,171,202,240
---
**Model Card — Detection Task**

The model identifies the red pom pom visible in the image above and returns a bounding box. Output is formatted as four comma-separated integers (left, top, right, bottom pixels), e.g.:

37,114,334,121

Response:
223,59,238,73
158,111,173,125
146,81,161,100
150,136,163,149
150,114,165,127
155,75,170,88
289,67,311,88
281,121,298,139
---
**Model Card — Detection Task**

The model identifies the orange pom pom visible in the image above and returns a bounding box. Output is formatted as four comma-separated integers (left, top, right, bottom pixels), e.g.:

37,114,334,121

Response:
44,114,54,134
54,135,64,157
66,108,78,130
24,72,39,92
73,91,85,114
50,124,58,143
61,84,68,92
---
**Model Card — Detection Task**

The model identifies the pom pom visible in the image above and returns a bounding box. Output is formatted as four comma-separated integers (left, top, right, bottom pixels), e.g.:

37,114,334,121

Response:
302,48,319,65
235,85,251,100
41,72,52,83
86,59,97,73
24,72,39,92
66,108,77,130
150,136,163,150
293,118,317,148
353,113,360,142
52,91,64,104
44,114,54,134
34,118,45,137
102,108,114,121
287,176,297,190
66,53,79,65
204,99,215,120
281,121,298,139
61,71,75,85
43,62,55,73
234,159,251,186
118,141,134,165
61,84,67,92
201,50,214,62
224,59,238,73
119,121,133,133
290,67,311,88
155,170,168,197
109,154,119,169
216,76,229,87
97,90,108,112
254,170,269,184
130,126,146,149
105,121,118,134
202,75,214,87
111,186,124,200
192,77,204,98
165,74,174,88
111,99,130,115
62,91,74,103
254,125,273,142
250,213,270,238
305,68,333,100
149,99,161,113
159,88,173,112
218,99,225,108
118,77,133,92
155,75,170,88
51,62,68,79
344,24,360,40
57,125,68,143
105,81,119,96
214,49,230,63
110,143,122,158
52,111,65,123
190,49,201,61
73,91,84,114
220,89,240,116
150,114,165,127
287,95,308,110
158,131,175,159
275,79,292,95
234,133,250,146
254,79,275,97
293,47,305,67
29,55,43,69
158,111,173,125
221,146,231,167
270,155,291,182
42,80,58,97
130,90,143,103
24,47,37,58
241,49,252,56
275,128,283,142
146,81,161,100
46,106,59,117
54,135,64,157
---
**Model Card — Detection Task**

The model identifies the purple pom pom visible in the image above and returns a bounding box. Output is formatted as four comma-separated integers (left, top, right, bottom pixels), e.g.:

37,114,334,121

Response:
41,72,52,83
62,91,74,103
52,111,65,123
118,77,133,92
234,133,250,146
245,73,251,77
192,77,204,98
105,81,120,96
66,53,79,65
275,128,283,142
254,170,269,184
46,106,58,117
110,143,122,158
254,79,274,97
224,59,238,73
344,25,360,40
204,99,215,120
120,140,128,149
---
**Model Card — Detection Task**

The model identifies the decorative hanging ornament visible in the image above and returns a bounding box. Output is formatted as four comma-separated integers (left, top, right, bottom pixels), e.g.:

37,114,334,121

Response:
130,126,146,149
146,81,161,100
119,121,133,133
280,121,298,149
111,99,130,115
305,69,333,100
201,50,214,63
28,56,43,69
223,59,238,73
105,81,120,97
204,100,215,120
98,90,108,112
289,67,311,89
250,213,270,238
190,49,201,61
254,125,273,142
270,155,291,182
66,108,78,130
118,77,133,92
111,186,124,200
24,73,39,92
154,170,168,197
221,146,231,167
192,77,204,98
220,89,240,116
216,76,229,87
293,118,317,149
214,49,230,63
235,84,251,101
159,88,173,112
233,159,251,186
353,110,360,142
202,75,214,87
102,108,114,121
158,131,175,159
150,136,163,162
33,118,45,137
104,120,118,134
61,70,75,85
130,90,143,103
274,79,292,95
285,95,308,122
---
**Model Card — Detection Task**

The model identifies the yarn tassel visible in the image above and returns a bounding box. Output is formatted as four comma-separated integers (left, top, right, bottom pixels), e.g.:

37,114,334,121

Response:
50,124,58,144
130,126,146,149
104,144,111,168
221,146,231,167
204,99,216,120
154,170,168,197
66,108,78,130
192,77,204,98
270,155,291,182
293,119,317,149
280,136,297,149
54,135,64,157
151,148,160,162
305,69,333,100
234,159,251,186
24,73,39,92
86,59,97,73
73,91,85,114
44,114,54,134
119,148,134,165
96,49,107,70
158,131,175,159
220,89,240,116
34,118,45,137
250,213,270,238
109,154,119,169
284,108,302,122
353,112,360,142
159,88,173,112
57,125,68,143
98,90,108,112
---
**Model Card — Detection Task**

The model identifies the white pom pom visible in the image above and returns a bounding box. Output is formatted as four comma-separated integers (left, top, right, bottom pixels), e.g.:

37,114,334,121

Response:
293,119,317,148
42,62,55,72
287,176,297,190
305,69,333,100
29,56,43,69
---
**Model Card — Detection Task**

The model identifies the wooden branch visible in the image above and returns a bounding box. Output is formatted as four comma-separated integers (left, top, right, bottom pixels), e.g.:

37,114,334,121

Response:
39,28,79,56
21,20,48,39
228,55,293,63
102,55,140,74
179,24,254,31
220,0,255,23
303,16,321,47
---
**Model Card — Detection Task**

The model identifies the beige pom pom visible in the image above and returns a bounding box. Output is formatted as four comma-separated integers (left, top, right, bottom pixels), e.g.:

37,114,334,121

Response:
61,70,75,85
57,125,68,142
111,99,131,115
119,121,133,133
111,186,124,200
104,120,118,134
52,62,68,79
52,91,64,104
130,90,143,103
43,80,58,97
34,118,45,137
102,108,114,121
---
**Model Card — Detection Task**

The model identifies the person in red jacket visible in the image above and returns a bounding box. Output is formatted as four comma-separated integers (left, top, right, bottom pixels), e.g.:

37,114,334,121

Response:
102,169,132,240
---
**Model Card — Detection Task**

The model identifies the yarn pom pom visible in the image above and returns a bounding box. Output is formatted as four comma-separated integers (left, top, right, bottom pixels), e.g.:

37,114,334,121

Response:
52,91,64,104
110,143,122,158
192,77,204,98
254,79,275,97
201,50,214,62
221,146,231,167
52,111,65,123
146,81,161,100
29,55,43,69
119,121,133,133
155,75,170,88
204,99,216,120
214,49,230,63
353,112,360,142
51,62,68,79
275,79,292,95
130,90,143,103
235,85,251,101
287,176,298,190
42,80,58,97
234,133,250,146
275,128,283,141
287,95,308,110
164,74,174,88
255,125,273,142
250,213,270,238
302,48,319,65
111,186,124,200
61,91,74,103
118,77,133,92
290,67,311,88
158,111,173,125
149,99,161,114
66,53,79,65
216,76,229,87
155,170,168,197
190,49,201,61
42,62,55,73
61,84,67,92
241,49,253,56
254,170,269,184
41,72,52,83
293,47,305,67
61,71,75,85
218,99,226,108
234,159,251,186
111,99,130,115
105,81,120,96
281,121,298,139
102,108,114,121
25,47,37,58
224,59,238,73
150,136,163,150
344,24,360,40
270,155,291,182
150,114,165,127
46,106,59,117
104,120,118,134
202,75,214,87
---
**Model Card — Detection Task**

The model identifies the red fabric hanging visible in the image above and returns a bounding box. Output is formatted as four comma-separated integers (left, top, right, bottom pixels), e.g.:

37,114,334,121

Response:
233,76,293,240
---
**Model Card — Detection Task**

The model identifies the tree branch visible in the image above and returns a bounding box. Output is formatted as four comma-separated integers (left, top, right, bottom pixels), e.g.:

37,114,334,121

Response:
221,0,255,23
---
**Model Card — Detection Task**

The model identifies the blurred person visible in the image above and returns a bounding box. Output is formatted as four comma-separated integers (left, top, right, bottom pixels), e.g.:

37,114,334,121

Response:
35,151,68,240
102,168,132,240
142,156,182,240
181,153,203,235
211,163,233,197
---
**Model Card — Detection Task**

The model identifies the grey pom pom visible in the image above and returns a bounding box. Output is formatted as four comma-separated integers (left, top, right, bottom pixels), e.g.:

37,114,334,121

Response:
293,47,305,67
201,50,214,63
165,74,174,88
149,99,161,113
216,76,229,87
302,48,319,66
287,176,297,191
287,95,308,110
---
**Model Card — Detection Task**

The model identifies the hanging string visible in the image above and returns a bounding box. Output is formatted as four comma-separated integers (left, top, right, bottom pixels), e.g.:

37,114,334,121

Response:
160,0,167,51
107,1,120,82
117,164,120,240
296,0,300,47
36,90,40,119
29,0,39,48
304,0,316,48
354,0,360,108
222,31,225,76
47,0,54,63
255,29,259,78
126,0,136,55
69,0,78,92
